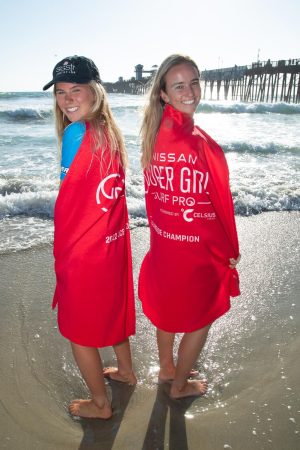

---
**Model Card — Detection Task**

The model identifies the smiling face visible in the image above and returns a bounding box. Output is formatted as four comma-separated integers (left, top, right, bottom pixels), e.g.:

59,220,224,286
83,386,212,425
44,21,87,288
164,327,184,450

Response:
160,63,201,117
55,82,95,122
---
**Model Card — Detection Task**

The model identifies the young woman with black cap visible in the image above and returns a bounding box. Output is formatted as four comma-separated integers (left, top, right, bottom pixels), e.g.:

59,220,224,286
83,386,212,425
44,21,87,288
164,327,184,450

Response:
44,55,136,419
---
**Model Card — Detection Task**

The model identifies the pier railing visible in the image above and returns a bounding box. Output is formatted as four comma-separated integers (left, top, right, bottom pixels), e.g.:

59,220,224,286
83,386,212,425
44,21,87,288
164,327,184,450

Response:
201,59,300,103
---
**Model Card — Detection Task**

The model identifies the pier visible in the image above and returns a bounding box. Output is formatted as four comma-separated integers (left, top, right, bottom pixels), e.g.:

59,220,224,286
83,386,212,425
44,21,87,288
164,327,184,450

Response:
104,64,156,95
104,58,300,103
201,59,300,103
104,78,150,95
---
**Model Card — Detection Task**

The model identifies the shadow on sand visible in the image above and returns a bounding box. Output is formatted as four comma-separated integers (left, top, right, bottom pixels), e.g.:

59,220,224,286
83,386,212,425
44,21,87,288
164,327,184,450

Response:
74,381,195,450
142,383,195,450
76,380,135,450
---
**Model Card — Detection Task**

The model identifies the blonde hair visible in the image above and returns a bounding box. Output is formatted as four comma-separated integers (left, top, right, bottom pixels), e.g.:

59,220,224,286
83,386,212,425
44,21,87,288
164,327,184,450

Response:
140,54,200,169
54,81,127,168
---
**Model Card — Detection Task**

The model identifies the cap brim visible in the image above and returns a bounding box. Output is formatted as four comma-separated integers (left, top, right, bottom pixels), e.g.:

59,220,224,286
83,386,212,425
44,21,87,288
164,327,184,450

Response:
43,75,100,91
43,80,55,91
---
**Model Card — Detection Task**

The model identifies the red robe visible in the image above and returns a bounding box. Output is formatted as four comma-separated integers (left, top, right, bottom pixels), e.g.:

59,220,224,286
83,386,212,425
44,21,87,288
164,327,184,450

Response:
138,104,240,333
53,125,135,347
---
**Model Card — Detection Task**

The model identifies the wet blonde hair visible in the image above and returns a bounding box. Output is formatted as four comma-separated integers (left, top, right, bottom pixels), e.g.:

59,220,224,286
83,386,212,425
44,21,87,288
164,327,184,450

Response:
54,80,127,168
140,54,200,169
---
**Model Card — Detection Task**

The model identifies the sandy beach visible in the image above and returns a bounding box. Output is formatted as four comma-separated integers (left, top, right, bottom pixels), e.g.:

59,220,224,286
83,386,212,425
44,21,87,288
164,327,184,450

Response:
0,211,299,450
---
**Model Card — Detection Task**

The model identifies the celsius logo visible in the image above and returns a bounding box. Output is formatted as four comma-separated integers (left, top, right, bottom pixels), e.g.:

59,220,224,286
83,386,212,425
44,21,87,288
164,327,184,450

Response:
182,209,216,222
96,174,124,212
182,209,194,222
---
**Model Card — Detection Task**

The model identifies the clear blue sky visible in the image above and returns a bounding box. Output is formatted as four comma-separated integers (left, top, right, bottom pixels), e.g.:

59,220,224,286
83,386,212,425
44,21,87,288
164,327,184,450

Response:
1,0,299,91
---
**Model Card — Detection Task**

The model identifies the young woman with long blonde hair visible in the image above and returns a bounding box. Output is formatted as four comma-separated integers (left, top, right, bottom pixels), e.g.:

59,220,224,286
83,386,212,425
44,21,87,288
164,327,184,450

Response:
44,55,136,419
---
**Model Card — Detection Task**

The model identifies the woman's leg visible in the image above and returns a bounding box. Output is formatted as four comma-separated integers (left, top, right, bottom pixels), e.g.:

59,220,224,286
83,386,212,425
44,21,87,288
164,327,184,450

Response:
69,342,112,419
103,338,137,384
156,329,199,381
170,324,211,398
156,328,176,381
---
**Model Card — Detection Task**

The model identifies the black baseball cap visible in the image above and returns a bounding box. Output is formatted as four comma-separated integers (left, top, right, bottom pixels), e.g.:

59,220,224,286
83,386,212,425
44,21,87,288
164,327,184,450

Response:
43,55,101,91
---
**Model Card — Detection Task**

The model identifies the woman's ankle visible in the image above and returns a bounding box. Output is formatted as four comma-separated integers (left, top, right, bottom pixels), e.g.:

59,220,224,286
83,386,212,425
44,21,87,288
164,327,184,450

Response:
92,394,111,410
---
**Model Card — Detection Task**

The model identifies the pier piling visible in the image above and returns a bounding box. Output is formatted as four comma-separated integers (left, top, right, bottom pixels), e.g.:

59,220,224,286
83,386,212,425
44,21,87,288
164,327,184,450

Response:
201,59,300,103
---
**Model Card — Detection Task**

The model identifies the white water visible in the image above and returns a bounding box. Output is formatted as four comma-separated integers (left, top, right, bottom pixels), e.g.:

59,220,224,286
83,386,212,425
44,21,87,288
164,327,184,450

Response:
0,92,299,253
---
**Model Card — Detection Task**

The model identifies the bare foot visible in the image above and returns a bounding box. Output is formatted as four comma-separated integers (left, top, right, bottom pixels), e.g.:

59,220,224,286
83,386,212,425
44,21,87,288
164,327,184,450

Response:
170,379,208,399
158,368,199,383
69,399,112,419
103,367,137,385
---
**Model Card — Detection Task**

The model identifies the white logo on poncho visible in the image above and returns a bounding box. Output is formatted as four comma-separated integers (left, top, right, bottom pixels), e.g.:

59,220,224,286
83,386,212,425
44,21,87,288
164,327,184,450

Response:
96,174,124,212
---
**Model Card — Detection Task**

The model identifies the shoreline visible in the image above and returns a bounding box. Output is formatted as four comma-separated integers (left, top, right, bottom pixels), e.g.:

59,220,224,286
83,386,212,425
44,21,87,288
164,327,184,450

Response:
0,211,299,450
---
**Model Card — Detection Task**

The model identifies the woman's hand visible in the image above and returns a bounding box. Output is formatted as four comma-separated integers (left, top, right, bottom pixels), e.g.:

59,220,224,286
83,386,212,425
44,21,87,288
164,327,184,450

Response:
229,254,241,269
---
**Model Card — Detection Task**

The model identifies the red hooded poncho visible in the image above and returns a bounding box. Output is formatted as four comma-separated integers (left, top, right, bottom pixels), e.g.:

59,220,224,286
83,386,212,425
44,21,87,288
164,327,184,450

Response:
53,125,135,347
138,104,240,333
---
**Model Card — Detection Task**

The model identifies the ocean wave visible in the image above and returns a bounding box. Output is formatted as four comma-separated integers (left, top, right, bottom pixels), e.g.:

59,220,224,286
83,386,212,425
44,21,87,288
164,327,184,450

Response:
0,191,56,220
0,179,37,196
233,191,300,215
222,142,300,155
0,103,139,123
126,172,147,221
111,105,142,114
1,188,298,222
1,168,299,222
0,108,53,122
0,180,145,221
1,92,299,115
127,197,146,220
0,177,56,197
0,91,51,100
1,100,298,125
0,188,298,253
198,102,300,115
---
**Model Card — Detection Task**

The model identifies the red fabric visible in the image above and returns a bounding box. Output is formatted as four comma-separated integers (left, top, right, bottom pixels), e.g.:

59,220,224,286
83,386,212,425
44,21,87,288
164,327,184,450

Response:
53,125,135,347
138,104,240,333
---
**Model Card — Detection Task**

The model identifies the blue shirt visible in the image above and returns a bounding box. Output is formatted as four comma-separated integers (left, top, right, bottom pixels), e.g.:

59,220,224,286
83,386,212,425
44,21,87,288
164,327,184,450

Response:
60,121,86,180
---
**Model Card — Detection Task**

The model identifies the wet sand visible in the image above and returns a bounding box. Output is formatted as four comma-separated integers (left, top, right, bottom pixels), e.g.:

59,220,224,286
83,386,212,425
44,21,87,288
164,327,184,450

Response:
0,212,299,450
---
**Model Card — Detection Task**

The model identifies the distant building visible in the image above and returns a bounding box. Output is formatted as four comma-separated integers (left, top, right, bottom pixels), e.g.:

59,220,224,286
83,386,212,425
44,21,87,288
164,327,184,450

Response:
135,64,144,81
135,64,157,81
